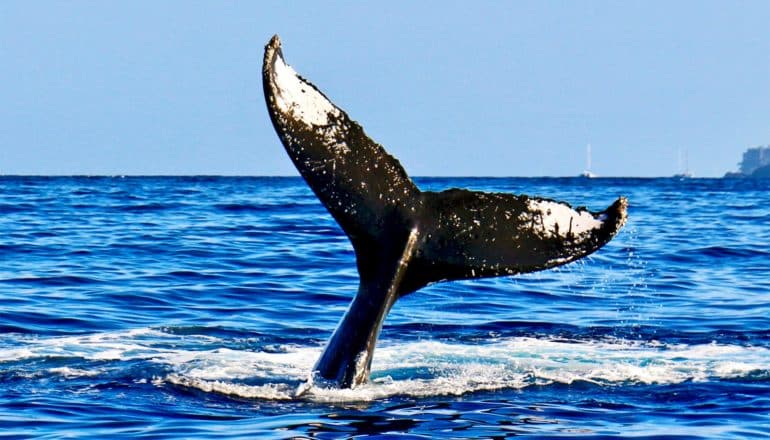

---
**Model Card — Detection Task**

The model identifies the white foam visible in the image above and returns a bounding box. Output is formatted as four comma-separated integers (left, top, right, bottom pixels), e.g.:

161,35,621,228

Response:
161,337,770,402
5,330,768,403
157,346,315,381
0,329,186,362
48,366,102,378
166,374,296,400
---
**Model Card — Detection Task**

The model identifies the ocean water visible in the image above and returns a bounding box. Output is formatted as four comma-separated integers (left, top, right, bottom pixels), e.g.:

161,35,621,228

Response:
1,175,769,439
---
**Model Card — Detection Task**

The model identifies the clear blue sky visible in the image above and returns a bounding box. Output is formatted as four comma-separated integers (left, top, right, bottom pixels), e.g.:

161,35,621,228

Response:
1,1,769,177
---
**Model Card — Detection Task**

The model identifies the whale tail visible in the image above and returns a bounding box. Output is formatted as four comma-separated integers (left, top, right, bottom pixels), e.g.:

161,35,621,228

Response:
262,35,627,388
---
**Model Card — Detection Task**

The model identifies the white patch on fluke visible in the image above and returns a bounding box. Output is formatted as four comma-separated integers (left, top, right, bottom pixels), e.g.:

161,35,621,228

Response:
272,54,340,127
527,199,604,238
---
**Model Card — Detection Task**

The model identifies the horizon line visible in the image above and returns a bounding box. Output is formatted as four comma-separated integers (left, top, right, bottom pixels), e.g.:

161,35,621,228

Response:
0,174,728,179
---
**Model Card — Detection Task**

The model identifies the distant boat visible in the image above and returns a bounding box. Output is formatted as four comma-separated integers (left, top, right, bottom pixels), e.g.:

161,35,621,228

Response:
673,149,694,179
578,144,597,178
672,171,694,180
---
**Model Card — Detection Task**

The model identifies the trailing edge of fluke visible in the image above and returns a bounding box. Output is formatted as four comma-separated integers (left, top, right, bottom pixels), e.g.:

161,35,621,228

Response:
261,34,627,390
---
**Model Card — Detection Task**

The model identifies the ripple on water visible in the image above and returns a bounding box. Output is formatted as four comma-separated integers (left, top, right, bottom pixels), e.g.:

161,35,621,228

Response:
1,177,769,437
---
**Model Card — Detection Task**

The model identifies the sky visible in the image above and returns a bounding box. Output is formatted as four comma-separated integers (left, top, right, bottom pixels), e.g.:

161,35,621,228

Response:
1,1,769,177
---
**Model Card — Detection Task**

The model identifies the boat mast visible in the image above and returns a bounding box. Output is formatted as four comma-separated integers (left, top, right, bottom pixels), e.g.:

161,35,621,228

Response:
586,143,592,173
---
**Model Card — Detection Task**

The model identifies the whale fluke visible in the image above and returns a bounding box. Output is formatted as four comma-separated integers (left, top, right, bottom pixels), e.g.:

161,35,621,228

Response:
262,35,627,389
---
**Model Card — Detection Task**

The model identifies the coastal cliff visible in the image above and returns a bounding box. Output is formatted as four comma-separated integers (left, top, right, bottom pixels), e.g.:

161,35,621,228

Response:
724,146,770,178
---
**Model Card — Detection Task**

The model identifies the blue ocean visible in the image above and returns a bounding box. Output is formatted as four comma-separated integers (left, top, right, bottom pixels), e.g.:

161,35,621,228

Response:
1,176,769,438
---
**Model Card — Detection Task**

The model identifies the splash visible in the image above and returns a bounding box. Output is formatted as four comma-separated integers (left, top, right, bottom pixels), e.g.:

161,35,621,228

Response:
4,329,766,403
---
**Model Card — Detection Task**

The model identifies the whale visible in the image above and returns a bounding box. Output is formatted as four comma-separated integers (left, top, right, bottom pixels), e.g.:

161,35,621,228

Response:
262,35,628,389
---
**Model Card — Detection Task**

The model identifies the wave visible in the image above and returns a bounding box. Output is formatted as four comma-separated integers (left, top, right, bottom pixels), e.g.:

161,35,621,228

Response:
2,329,768,403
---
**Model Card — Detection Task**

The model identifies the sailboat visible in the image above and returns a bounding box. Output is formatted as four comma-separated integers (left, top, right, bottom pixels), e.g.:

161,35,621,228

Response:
673,149,694,179
579,143,597,178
